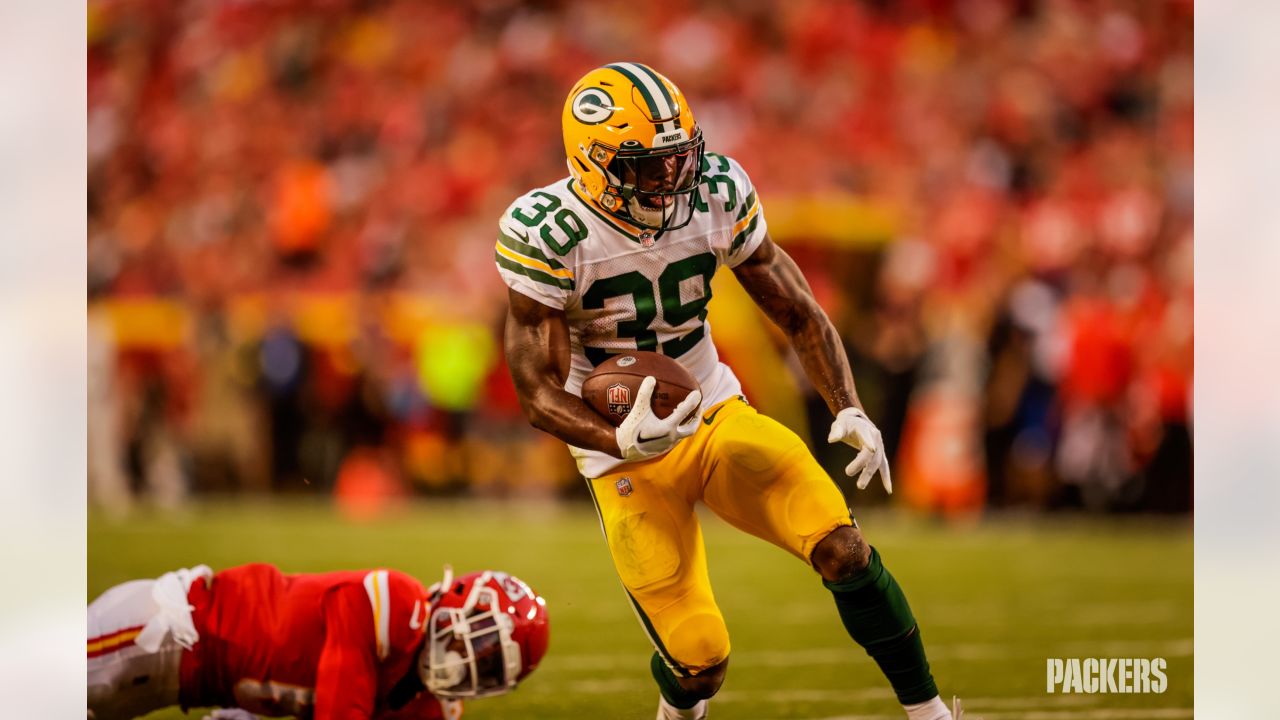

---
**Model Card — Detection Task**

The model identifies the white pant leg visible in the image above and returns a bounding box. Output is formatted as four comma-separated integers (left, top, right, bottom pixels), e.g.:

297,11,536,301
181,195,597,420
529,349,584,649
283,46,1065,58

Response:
87,579,183,720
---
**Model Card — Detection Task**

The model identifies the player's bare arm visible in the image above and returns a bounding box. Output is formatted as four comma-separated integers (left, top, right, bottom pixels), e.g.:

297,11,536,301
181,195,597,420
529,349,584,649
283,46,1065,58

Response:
504,288,624,457
733,235,892,491
732,234,861,415
505,288,701,462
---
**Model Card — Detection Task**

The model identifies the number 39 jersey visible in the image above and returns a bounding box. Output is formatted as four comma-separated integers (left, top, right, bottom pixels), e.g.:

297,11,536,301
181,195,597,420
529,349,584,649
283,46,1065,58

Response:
495,152,768,478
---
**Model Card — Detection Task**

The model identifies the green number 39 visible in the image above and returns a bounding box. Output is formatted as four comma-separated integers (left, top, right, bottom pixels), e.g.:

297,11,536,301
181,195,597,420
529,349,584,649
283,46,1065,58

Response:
582,253,717,366
511,191,587,256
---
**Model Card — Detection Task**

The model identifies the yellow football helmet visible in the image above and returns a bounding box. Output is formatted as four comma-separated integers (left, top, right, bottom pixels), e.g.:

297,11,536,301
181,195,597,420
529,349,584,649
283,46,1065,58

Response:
562,62,705,233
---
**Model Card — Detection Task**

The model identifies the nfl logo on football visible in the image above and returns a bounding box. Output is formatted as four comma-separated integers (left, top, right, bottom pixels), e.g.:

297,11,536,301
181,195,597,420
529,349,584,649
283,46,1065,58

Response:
607,383,631,416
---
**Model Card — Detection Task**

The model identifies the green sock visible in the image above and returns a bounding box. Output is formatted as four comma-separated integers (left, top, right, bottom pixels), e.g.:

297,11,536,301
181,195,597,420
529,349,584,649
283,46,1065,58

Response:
824,546,939,705
650,652,702,709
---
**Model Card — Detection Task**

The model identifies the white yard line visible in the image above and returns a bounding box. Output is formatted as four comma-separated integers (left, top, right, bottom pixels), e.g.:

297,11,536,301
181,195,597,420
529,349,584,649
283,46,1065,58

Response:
545,638,1193,672
799,711,1191,720
962,711,1192,720
712,688,896,704
524,676,1192,720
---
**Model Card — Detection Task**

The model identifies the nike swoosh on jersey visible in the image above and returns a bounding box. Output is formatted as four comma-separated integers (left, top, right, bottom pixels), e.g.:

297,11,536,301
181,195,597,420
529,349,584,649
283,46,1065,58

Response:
702,406,724,425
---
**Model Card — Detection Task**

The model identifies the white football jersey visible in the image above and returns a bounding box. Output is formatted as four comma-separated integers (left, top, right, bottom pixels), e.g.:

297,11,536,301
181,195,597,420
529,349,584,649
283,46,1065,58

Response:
495,152,768,478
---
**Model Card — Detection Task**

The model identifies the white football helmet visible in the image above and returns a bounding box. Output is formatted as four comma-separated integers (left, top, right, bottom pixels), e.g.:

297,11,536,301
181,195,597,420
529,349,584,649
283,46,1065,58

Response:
418,566,549,699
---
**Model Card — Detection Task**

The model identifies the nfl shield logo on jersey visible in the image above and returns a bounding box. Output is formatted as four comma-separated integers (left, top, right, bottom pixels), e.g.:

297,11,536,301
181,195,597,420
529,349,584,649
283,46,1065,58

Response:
606,383,632,417
616,476,634,497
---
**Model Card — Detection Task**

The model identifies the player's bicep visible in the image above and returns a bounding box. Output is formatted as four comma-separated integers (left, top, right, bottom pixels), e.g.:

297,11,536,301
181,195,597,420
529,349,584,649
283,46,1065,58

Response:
731,235,820,333
504,289,572,396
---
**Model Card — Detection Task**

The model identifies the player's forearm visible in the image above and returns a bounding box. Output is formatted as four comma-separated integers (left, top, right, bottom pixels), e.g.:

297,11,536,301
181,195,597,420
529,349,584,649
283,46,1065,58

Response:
734,238,862,416
520,385,623,458
504,293,622,457
782,305,863,416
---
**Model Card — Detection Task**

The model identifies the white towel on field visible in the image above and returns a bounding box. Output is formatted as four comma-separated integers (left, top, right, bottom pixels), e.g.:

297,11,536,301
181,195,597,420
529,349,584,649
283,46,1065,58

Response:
135,565,214,653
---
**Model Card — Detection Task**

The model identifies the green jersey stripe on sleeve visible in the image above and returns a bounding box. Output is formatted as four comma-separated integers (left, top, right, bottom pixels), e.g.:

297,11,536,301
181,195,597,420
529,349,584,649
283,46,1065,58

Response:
497,230,567,271
737,191,758,220
495,251,574,291
730,212,760,254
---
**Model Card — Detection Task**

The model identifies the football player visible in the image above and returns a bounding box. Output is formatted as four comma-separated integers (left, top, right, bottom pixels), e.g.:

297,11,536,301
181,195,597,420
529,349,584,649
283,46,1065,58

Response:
498,63,958,719
87,563,549,720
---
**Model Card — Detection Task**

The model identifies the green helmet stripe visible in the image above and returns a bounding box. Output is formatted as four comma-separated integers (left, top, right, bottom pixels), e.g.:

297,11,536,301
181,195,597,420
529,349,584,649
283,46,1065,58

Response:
630,63,677,118
606,63,671,120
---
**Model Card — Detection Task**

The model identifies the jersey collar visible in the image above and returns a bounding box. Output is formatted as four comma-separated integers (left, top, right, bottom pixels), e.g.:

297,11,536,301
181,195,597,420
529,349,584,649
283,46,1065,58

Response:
566,179,662,246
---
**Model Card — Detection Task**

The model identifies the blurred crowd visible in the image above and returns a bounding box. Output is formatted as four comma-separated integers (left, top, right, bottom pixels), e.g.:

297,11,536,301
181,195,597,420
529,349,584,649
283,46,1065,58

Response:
87,0,1193,516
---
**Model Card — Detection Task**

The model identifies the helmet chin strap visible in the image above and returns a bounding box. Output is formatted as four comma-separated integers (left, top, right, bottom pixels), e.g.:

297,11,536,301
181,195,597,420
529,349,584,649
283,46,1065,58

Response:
626,194,666,228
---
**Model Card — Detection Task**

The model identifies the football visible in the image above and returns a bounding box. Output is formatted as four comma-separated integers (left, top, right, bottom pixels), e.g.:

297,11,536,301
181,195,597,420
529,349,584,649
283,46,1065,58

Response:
581,352,700,427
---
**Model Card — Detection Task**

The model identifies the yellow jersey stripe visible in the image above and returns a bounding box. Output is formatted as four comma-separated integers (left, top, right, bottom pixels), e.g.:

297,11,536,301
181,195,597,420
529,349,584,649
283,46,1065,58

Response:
494,242,574,280
87,628,142,654
732,199,760,237
363,570,391,660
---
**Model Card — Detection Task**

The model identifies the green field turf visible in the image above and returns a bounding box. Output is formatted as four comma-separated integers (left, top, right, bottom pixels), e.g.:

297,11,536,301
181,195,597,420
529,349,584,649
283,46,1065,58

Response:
89,500,1192,719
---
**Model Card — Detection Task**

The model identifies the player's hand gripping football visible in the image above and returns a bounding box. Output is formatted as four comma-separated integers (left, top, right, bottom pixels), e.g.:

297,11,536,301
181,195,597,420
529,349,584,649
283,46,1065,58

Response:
615,376,702,461
828,407,893,493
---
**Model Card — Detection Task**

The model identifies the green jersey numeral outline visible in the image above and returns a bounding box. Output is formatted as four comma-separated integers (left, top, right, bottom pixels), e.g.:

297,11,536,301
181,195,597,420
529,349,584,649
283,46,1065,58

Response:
581,252,717,366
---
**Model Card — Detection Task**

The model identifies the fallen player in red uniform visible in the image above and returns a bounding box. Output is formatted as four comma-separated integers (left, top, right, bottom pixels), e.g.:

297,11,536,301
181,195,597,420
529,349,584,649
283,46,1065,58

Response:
87,563,549,720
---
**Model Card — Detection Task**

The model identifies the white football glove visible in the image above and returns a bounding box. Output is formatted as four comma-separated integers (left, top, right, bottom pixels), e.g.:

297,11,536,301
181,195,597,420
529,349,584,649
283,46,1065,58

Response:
202,710,260,720
828,407,893,493
615,376,703,462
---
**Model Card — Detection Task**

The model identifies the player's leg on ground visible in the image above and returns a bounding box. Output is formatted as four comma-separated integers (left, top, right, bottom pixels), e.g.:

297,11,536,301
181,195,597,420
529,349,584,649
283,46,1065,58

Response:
699,402,948,719
813,527,949,720
588,449,732,714
88,579,184,719
652,654,723,720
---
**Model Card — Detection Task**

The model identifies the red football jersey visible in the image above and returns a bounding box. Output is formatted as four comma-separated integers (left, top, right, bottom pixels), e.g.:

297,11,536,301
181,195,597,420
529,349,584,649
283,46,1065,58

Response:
180,563,459,720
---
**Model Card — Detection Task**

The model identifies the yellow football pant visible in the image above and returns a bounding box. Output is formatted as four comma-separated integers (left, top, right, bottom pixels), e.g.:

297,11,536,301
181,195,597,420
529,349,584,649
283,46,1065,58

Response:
588,397,853,676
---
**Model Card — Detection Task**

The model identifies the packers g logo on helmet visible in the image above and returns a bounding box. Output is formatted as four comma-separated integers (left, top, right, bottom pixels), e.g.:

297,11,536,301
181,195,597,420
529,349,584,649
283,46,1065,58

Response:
562,62,705,234
571,88,616,125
